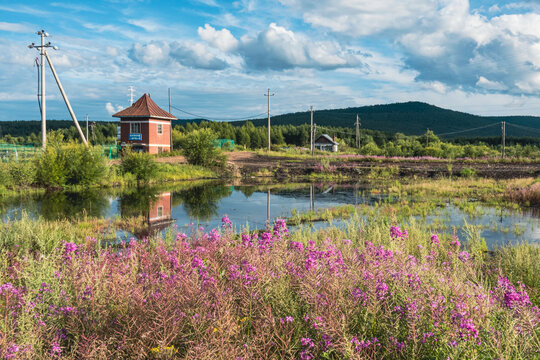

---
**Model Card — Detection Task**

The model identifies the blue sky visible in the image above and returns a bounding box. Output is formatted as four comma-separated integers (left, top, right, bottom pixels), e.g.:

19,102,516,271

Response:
1,0,540,121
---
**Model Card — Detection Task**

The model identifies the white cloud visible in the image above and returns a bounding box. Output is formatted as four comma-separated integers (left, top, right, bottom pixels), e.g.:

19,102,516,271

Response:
106,102,124,115
130,41,171,65
476,76,507,91
279,0,437,36
238,23,362,70
198,24,239,52
0,22,33,33
127,19,163,32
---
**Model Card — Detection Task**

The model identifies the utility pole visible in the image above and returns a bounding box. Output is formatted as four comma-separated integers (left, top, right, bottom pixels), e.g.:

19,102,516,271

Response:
86,114,89,143
264,88,274,151
355,114,361,148
129,86,135,105
310,106,314,156
501,121,506,158
91,121,96,143
169,88,173,151
28,30,53,149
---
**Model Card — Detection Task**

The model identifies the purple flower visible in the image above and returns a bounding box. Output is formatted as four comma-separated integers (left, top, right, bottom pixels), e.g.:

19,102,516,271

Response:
431,234,440,245
458,251,470,262
301,337,314,348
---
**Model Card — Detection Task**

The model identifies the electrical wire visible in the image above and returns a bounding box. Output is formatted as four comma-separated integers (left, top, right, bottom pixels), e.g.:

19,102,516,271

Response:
505,123,540,134
34,58,42,114
435,122,501,137
170,105,267,122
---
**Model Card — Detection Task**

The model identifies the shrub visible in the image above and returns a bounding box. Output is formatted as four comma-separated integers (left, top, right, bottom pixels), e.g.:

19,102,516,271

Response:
181,128,226,168
35,144,106,187
120,148,157,185
459,167,477,178
7,161,36,187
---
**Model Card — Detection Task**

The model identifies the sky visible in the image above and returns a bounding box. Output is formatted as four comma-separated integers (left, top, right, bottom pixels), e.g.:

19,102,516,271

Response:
2,0,540,122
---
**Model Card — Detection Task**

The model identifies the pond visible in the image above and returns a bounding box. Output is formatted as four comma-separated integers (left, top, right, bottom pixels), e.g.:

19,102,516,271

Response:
1,182,539,248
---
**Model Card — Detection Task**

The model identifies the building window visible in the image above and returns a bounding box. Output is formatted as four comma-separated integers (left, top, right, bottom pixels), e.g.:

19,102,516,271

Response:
130,123,140,134
157,124,163,135
157,206,163,218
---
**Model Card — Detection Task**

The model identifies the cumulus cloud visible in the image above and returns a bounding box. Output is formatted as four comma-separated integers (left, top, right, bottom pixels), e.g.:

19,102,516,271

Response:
198,24,239,52
279,0,437,36
280,0,540,95
105,102,124,115
129,40,228,70
129,41,171,65
238,23,362,70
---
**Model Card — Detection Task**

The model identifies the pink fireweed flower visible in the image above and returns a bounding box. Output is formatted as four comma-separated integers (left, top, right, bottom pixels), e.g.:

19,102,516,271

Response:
458,251,470,262
301,337,315,348
221,215,232,229
431,234,440,246
450,237,460,248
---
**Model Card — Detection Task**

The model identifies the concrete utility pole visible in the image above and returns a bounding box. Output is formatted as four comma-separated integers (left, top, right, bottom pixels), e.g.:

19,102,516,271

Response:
264,88,274,151
28,30,54,149
501,121,506,158
169,88,173,151
45,51,87,146
129,86,135,105
310,106,314,156
356,114,361,148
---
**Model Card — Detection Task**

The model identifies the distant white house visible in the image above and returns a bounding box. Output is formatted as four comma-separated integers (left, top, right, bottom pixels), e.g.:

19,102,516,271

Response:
314,134,339,152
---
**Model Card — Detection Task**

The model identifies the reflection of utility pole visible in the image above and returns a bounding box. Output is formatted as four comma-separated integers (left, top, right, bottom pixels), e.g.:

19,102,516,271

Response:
310,184,314,211
355,183,358,206
266,189,271,229
501,121,506,158
356,114,361,148
310,106,314,156
264,89,274,152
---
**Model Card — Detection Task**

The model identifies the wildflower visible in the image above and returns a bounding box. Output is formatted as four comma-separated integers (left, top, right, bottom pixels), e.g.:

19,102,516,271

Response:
458,251,470,262
450,237,460,248
431,234,440,246
50,342,61,356
301,337,315,348
390,226,402,239
221,215,232,228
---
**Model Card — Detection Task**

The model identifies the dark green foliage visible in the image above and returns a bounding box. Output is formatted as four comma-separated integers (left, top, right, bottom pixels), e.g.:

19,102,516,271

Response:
120,148,158,185
180,128,226,167
35,143,107,187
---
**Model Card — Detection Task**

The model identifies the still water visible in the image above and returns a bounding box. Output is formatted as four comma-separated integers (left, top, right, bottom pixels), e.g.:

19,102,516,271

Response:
1,182,539,248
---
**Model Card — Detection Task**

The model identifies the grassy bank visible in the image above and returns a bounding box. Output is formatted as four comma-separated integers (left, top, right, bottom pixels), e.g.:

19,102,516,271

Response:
1,214,538,359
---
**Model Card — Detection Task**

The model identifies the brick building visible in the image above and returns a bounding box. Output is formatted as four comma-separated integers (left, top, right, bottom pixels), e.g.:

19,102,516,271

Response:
113,93,176,154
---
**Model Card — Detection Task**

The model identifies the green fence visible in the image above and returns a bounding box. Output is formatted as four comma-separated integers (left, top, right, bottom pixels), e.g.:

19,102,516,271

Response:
0,143,120,161
0,144,38,162
215,139,235,150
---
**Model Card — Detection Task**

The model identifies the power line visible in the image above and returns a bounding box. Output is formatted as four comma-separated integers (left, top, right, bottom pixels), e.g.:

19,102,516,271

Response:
170,105,266,122
505,123,540,134
435,122,501,137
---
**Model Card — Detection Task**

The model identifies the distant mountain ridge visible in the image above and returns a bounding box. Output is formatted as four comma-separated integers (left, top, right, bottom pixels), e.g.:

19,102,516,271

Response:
2,102,540,139
224,102,540,138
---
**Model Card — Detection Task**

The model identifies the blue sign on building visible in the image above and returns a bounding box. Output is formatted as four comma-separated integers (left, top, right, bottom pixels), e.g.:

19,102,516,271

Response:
128,133,142,141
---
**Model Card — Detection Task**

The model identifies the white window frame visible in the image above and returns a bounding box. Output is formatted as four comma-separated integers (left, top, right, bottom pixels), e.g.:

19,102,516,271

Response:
157,206,163,218
157,124,163,135
130,123,141,134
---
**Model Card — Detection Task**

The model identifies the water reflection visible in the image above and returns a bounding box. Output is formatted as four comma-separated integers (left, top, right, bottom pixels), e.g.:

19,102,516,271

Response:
120,188,175,238
171,183,232,221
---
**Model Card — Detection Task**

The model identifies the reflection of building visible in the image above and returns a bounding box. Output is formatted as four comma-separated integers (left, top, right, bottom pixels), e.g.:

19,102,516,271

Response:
134,192,175,239
113,94,176,154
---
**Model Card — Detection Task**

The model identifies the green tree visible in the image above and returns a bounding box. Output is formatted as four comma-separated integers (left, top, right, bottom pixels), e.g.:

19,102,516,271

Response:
182,128,225,167
120,148,158,185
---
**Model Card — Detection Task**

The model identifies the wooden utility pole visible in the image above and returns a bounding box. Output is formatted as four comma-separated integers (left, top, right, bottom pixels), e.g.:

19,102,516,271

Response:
502,121,506,158
264,89,274,151
86,114,89,144
355,114,361,148
310,106,314,156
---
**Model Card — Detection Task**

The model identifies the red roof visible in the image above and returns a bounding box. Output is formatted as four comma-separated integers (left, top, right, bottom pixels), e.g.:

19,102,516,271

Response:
112,93,177,120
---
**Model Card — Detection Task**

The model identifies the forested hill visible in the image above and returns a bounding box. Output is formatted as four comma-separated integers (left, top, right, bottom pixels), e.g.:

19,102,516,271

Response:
3,102,540,139
226,102,540,138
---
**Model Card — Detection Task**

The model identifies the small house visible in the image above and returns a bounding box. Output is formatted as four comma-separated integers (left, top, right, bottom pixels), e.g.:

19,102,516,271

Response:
314,134,339,152
113,94,176,154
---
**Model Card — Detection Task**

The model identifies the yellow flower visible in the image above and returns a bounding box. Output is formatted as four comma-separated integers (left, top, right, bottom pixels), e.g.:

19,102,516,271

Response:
213,327,219,333
151,347,161,353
